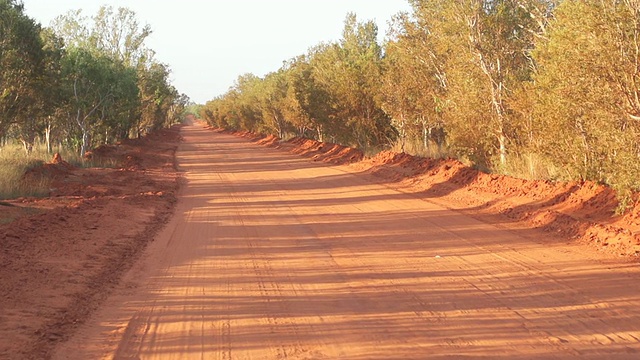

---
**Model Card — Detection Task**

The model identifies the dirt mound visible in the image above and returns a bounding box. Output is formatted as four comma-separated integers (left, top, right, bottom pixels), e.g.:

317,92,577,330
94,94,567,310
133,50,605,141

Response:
22,153,75,183
239,131,281,147
84,144,118,160
256,134,279,146
123,153,143,170
286,137,363,165
359,151,444,181
209,130,364,165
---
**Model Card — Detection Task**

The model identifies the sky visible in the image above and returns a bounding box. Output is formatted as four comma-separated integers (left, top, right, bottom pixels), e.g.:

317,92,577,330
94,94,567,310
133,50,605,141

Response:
23,0,413,104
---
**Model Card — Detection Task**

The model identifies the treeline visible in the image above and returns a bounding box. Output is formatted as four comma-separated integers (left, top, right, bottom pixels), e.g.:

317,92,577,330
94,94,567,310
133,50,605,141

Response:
201,0,640,207
0,0,186,157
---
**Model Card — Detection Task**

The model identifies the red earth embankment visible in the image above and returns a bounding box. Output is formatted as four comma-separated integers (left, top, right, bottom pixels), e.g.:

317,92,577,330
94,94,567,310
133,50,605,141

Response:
354,151,640,257
217,126,640,258
0,126,182,359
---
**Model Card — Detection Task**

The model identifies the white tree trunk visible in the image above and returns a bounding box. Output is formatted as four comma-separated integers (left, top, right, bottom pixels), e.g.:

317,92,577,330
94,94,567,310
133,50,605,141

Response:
45,122,52,154
81,128,90,158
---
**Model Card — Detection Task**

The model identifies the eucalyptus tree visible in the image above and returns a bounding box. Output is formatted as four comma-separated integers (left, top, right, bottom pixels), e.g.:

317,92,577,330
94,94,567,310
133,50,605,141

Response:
306,43,349,143
202,92,240,129
531,0,640,202
97,61,139,143
91,6,152,67
233,73,264,132
12,27,69,154
311,14,393,149
52,5,152,68
36,28,66,153
465,0,533,166
61,48,125,156
281,56,318,138
51,5,185,150
381,12,448,154
257,70,290,138
406,0,548,167
136,62,175,135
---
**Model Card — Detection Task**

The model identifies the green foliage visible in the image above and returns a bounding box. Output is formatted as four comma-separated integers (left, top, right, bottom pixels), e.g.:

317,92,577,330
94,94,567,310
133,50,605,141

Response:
201,0,640,207
136,62,183,135
381,11,448,155
528,0,640,209
202,14,394,151
4,0,638,206
0,3,186,165
0,0,46,139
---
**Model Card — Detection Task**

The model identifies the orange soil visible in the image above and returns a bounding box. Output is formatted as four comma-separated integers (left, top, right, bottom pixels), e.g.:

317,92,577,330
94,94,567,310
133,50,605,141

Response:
0,126,182,359
4,121,640,358
54,123,640,359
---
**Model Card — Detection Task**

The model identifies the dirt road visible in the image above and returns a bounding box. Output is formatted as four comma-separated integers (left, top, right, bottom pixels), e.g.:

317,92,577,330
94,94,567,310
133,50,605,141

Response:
54,123,640,359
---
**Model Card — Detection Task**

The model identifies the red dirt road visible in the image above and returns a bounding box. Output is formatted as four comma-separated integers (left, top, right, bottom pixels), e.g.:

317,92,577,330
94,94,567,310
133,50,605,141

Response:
55,123,640,359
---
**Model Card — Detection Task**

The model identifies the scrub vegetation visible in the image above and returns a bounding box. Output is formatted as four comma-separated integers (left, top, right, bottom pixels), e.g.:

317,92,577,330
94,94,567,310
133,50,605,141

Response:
201,0,640,209
0,0,187,197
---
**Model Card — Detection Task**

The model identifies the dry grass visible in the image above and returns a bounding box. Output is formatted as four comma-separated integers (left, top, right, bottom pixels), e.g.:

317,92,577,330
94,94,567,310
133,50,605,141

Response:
499,152,571,181
0,143,87,200
390,137,452,159
0,156,50,200
390,137,572,184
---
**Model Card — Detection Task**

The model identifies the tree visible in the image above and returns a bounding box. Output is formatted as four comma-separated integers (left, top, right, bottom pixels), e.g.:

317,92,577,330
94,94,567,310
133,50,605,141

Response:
0,0,46,144
258,70,290,138
91,6,152,67
136,62,175,136
404,0,547,167
530,0,640,203
233,73,264,132
15,27,66,154
312,14,393,149
381,12,447,154
50,5,183,152
53,5,152,68
61,48,121,156
98,60,139,143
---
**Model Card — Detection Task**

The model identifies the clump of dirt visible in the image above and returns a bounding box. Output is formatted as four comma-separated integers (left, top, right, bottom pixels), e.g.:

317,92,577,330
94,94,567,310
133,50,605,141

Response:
22,153,75,183
285,137,363,165
257,134,279,147
0,125,182,359
84,144,118,160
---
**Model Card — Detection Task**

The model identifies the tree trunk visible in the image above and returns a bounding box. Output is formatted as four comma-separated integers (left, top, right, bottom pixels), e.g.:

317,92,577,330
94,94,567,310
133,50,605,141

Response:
421,119,431,154
81,128,90,158
498,131,506,167
21,140,33,155
45,122,52,154
395,114,407,153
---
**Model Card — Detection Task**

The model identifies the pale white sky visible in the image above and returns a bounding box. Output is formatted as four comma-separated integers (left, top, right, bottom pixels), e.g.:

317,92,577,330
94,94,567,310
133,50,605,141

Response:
23,1,412,104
